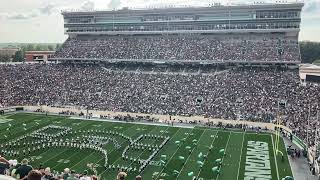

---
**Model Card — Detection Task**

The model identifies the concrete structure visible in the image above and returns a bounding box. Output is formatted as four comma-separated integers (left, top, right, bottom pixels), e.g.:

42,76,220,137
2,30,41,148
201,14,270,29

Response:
299,64,320,83
300,64,320,77
62,3,303,35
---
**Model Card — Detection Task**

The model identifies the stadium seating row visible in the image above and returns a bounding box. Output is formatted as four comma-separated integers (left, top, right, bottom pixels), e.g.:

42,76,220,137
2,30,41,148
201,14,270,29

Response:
53,34,300,62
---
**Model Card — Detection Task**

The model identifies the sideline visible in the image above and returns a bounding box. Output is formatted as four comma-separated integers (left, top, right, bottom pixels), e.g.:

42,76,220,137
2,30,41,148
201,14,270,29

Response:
236,132,246,180
5,111,288,135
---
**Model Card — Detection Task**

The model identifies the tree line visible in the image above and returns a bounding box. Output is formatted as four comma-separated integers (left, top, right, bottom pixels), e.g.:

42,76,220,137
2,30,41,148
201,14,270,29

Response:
300,41,320,64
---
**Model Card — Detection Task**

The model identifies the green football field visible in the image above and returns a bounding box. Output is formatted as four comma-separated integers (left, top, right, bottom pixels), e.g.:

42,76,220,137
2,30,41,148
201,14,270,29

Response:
0,113,292,180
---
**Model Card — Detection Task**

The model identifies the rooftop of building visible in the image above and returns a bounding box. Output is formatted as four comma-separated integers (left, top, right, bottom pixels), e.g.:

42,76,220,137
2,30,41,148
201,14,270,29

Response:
25,51,55,54
62,2,304,16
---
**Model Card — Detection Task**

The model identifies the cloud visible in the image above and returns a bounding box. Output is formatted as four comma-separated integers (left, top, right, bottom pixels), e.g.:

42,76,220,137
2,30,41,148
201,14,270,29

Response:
9,14,34,20
39,4,55,15
0,0,320,43
108,0,121,9
81,1,95,11
0,3,58,20
303,0,320,13
2,11,39,20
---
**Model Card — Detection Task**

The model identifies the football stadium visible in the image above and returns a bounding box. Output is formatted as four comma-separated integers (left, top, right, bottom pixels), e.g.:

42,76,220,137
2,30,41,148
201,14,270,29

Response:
0,112,291,180
0,1,319,180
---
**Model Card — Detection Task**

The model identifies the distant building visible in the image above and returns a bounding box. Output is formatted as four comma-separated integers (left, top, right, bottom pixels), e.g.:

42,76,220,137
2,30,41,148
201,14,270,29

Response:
0,48,19,57
25,51,55,62
299,64,320,83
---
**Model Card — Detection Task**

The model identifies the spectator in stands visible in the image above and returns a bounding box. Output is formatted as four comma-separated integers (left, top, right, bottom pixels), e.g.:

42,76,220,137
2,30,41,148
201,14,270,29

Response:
0,155,9,175
53,35,300,62
116,172,127,180
14,159,33,179
41,167,54,180
66,170,78,180
1,62,319,149
27,170,42,180
62,168,70,180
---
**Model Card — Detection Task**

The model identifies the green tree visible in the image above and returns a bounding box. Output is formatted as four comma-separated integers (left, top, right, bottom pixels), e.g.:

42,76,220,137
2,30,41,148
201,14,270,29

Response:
26,44,35,51
35,44,43,51
56,44,61,50
0,55,11,62
300,41,320,64
13,50,24,62
48,45,54,51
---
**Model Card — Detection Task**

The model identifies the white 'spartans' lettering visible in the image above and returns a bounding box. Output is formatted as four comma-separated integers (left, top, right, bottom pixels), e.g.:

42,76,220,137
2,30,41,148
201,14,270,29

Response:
244,141,272,180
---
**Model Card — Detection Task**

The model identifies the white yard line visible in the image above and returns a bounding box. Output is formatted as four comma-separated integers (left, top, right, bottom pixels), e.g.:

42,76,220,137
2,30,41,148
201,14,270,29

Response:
51,147,88,169
195,130,219,179
271,134,280,180
216,131,231,180
154,128,193,180
236,132,246,180
176,129,206,179
32,147,70,165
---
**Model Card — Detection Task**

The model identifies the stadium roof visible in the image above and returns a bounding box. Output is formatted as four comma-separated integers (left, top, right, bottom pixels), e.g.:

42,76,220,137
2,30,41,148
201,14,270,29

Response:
299,64,320,78
25,51,55,54
62,2,304,16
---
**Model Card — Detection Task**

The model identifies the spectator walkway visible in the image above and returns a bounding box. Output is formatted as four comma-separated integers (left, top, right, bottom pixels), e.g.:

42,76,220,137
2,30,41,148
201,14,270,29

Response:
283,137,318,180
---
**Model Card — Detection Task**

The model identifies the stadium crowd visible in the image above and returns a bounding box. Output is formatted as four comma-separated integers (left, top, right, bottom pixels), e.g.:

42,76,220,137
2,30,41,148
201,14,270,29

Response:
53,35,300,62
0,63,319,146
0,154,141,180
0,156,95,180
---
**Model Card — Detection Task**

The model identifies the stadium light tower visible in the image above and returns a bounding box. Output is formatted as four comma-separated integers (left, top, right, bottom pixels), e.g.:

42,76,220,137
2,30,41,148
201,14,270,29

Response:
275,100,286,155
315,109,320,157
227,0,231,30
307,105,311,149
236,98,243,122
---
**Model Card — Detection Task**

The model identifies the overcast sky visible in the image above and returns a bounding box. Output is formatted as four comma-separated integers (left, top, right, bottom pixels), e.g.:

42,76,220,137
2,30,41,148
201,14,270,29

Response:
0,0,319,43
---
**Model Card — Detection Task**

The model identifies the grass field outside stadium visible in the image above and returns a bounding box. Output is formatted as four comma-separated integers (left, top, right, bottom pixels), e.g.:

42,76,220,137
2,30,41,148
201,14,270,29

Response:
0,113,292,180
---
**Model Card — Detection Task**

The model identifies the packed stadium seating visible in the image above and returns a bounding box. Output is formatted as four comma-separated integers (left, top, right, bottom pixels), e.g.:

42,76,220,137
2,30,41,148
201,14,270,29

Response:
0,63,319,146
53,34,300,62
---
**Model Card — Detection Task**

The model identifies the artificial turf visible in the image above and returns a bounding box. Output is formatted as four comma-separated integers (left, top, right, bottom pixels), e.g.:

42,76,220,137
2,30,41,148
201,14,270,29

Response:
0,113,292,180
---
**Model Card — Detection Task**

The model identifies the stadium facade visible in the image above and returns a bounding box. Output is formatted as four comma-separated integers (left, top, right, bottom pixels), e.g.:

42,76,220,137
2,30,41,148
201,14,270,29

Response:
62,3,303,35
51,3,304,64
